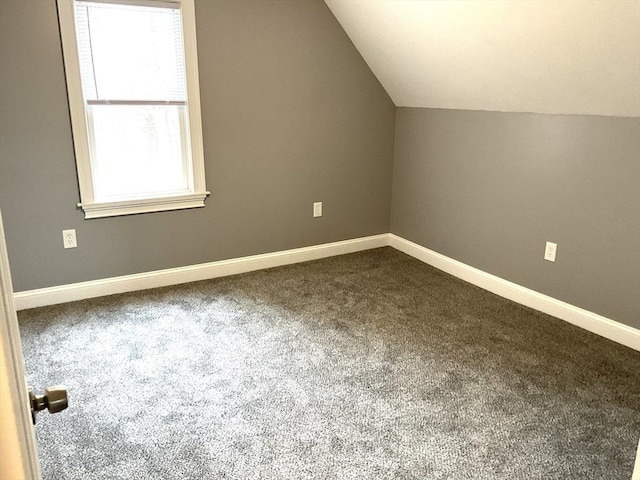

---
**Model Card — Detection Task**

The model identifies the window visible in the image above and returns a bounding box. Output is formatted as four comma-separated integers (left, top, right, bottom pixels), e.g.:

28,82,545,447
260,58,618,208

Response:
57,0,208,218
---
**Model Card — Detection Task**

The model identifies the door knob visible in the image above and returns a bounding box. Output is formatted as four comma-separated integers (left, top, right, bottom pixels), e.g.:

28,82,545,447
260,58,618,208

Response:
28,385,68,424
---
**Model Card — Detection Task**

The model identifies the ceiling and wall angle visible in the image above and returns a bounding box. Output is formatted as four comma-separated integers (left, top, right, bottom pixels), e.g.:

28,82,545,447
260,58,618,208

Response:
325,0,640,117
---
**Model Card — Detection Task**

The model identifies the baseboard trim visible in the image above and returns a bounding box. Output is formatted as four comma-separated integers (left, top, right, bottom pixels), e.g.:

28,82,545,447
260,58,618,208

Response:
13,234,389,311
14,232,638,351
389,234,640,351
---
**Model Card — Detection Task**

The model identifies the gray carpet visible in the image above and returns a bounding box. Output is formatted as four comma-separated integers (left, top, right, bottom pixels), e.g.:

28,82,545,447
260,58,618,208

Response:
18,247,640,479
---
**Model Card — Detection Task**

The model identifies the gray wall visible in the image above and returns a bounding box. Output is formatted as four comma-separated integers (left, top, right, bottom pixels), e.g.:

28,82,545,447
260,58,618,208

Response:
391,108,640,329
0,0,396,291
1,1,637,331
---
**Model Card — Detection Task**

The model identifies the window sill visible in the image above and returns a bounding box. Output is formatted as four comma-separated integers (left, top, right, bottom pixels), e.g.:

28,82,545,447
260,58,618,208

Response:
78,191,210,219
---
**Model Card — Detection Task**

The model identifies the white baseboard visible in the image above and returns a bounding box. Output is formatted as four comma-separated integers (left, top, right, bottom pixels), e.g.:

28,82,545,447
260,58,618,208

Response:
13,232,638,351
13,234,389,311
389,234,640,351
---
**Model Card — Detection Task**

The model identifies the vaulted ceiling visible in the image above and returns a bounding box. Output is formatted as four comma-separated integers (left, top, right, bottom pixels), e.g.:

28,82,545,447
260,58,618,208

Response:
325,0,640,117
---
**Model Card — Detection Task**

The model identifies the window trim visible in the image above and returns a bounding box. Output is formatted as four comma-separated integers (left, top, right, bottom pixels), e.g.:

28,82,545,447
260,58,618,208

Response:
57,0,209,219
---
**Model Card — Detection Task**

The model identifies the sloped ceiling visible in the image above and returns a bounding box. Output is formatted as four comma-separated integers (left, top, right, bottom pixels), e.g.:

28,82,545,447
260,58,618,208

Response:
325,0,640,117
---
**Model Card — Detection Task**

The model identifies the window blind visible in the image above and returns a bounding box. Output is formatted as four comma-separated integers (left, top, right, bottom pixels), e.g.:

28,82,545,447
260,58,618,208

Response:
75,1,186,103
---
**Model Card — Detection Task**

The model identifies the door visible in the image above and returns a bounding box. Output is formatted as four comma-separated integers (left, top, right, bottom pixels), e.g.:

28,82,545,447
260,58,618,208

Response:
0,208,42,479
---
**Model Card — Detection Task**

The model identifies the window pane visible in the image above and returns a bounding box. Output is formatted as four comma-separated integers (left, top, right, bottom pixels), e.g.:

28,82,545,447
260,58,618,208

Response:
76,2,186,101
89,105,189,200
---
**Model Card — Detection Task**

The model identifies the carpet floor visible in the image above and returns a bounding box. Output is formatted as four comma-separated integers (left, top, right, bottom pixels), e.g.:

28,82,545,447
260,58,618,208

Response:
18,247,640,479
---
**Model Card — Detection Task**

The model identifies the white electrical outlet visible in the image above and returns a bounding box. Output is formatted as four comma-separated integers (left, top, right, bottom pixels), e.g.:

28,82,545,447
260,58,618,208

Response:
62,229,77,249
313,202,322,218
544,241,557,262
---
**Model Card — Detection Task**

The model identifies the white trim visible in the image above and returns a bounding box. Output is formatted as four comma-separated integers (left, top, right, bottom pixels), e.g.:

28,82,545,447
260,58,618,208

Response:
389,234,640,351
86,100,186,106
180,0,206,194
57,0,95,205
79,0,181,8
0,210,41,479
13,235,389,310
79,191,209,219
12,233,638,352
633,438,640,480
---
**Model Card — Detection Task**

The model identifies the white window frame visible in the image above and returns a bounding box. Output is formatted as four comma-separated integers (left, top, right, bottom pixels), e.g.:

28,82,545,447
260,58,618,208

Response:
57,0,209,219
